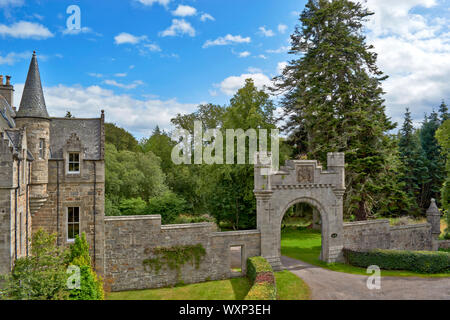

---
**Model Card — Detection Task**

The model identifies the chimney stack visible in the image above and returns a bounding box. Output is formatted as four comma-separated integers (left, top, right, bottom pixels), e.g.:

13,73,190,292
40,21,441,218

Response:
0,74,14,107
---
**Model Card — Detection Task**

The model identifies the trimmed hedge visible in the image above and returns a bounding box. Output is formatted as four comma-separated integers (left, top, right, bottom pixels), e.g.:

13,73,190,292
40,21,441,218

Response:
245,257,276,300
343,248,450,274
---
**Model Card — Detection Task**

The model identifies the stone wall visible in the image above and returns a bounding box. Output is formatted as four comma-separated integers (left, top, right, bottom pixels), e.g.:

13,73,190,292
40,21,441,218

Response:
343,220,433,251
438,240,450,250
103,215,261,292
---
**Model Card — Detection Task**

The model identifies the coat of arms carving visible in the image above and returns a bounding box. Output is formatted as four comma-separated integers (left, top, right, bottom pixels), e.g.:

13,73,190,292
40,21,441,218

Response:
297,165,314,183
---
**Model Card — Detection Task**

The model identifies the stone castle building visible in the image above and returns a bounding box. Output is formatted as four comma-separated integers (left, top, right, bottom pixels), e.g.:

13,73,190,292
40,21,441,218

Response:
1,53,446,292
0,53,105,275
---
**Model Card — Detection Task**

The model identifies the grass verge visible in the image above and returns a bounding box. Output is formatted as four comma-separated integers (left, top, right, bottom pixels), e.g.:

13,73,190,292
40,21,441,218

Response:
106,270,310,300
281,227,450,278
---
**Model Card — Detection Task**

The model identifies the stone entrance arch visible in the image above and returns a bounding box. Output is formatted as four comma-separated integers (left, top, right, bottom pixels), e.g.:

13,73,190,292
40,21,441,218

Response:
254,152,346,270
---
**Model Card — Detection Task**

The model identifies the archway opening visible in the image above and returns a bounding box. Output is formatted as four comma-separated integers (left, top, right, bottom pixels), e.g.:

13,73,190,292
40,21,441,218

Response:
280,202,324,264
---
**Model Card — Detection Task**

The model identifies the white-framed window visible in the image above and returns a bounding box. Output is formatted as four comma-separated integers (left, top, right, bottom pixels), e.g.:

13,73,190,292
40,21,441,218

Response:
39,139,45,159
67,207,80,242
68,153,80,174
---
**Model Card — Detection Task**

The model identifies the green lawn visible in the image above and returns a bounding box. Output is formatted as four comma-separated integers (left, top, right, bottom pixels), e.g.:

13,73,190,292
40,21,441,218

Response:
107,270,310,300
281,227,450,278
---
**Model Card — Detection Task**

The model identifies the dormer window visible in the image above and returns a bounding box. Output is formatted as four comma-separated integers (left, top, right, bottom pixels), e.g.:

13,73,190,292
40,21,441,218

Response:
39,139,45,159
68,153,80,174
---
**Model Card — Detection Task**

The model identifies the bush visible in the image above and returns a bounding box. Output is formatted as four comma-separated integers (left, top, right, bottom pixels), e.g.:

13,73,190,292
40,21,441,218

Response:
245,257,276,300
67,233,104,300
1,229,69,300
343,248,450,274
147,191,187,224
119,197,148,216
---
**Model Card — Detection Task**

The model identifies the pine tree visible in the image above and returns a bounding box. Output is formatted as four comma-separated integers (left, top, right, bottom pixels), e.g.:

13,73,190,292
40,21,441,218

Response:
272,0,410,220
439,100,449,123
398,108,429,215
419,111,446,209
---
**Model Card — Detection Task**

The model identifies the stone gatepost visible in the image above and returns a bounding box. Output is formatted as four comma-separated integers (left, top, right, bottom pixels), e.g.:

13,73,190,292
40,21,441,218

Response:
426,198,441,250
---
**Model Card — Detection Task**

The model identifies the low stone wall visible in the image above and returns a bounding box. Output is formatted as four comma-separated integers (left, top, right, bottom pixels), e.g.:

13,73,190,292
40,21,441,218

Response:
103,215,261,292
438,240,450,250
343,220,433,251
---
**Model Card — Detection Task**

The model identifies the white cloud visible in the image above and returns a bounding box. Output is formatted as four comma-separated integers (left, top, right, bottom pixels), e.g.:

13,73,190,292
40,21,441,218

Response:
200,13,215,22
62,26,99,36
172,5,197,17
277,61,288,75
88,73,103,78
144,43,162,52
219,73,272,95
114,32,147,44
266,45,290,54
0,51,32,65
247,67,262,73
257,54,267,59
0,0,23,7
278,24,288,34
0,21,53,39
103,79,144,89
203,34,251,48
237,51,251,58
136,0,171,7
14,83,197,137
160,19,196,37
114,73,127,78
354,0,450,124
258,26,275,37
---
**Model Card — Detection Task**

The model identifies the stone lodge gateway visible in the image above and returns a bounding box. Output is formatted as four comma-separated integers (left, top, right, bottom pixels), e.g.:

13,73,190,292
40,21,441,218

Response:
0,53,447,291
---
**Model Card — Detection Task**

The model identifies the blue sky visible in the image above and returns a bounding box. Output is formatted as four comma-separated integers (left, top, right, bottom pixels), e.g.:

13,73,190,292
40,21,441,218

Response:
1,0,449,138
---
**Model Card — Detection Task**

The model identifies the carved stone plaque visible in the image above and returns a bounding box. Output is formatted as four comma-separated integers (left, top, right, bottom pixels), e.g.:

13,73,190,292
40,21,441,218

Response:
297,165,314,183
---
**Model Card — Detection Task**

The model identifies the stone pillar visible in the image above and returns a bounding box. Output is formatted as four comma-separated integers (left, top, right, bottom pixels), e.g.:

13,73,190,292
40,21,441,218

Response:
426,198,441,250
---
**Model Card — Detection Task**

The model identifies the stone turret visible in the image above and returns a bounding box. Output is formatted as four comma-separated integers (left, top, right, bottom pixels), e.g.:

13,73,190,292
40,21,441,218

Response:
327,152,345,192
14,52,50,214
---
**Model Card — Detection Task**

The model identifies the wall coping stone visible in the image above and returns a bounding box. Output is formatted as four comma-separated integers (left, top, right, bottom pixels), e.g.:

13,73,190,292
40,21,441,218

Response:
211,230,260,237
343,219,389,227
105,215,161,221
161,222,215,230
390,223,430,231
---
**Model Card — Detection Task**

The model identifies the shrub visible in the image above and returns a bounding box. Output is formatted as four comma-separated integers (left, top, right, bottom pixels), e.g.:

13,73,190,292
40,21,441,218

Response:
147,191,187,224
1,229,69,300
119,197,148,216
343,248,450,274
67,233,104,300
245,257,276,300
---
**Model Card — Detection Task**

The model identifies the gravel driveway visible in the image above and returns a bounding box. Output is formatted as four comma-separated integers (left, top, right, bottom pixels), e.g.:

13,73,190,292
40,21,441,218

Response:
281,255,450,300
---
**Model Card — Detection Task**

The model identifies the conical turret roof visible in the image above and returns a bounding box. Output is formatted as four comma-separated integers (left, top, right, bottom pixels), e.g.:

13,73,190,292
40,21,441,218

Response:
16,51,49,119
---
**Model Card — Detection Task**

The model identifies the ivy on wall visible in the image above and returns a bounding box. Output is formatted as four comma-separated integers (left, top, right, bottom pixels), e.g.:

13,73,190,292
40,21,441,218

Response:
142,244,206,282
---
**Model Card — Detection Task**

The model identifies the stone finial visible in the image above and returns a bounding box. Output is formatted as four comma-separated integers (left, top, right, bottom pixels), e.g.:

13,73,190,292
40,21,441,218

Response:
426,199,440,216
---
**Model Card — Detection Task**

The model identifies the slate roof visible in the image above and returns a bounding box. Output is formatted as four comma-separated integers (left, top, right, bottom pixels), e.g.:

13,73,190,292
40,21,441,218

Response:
3,129,33,160
15,52,49,119
0,95,16,129
49,118,102,160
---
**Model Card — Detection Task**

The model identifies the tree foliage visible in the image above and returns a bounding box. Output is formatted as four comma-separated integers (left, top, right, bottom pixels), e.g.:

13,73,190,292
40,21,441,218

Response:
436,119,450,238
272,0,410,220
1,230,69,300
67,233,104,300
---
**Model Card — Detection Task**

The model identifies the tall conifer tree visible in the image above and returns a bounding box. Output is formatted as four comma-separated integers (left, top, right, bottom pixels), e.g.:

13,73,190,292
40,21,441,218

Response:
273,0,410,220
